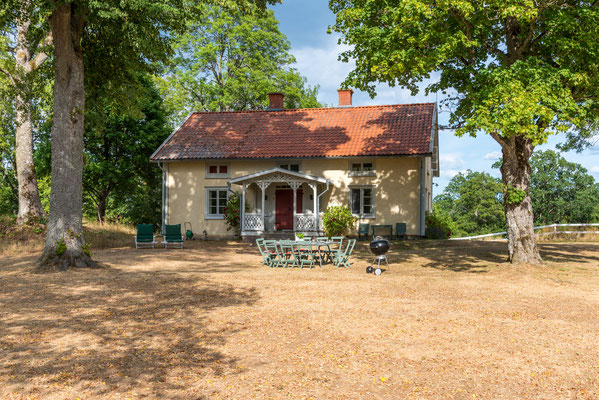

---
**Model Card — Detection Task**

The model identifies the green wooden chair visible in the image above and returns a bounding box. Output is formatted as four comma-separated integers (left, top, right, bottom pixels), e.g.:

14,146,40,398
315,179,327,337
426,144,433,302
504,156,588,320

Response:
278,240,297,268
256,238,273,267
292,241,317,269
263,240,284,267
395,223,407,240
135,224,156,248
357,223,370,241
333,239,356,268
162,224,184,248
322,236,343,264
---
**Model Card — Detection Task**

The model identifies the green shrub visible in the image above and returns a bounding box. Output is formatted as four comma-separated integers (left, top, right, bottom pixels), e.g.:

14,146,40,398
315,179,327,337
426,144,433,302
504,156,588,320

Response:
425,210,455,239
322,205,357,238
223,192,241,232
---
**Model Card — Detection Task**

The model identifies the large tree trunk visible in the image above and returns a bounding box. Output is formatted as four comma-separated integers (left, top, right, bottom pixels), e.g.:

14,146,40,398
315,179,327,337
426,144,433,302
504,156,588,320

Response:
497,135,542,264
38,3,98,271
14,5,46,224
96,191,109,224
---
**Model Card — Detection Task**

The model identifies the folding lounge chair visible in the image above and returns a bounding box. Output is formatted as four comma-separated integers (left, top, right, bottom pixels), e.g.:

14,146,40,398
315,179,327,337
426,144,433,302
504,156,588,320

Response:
333,239,356,268
163,224,184,249
135,224,156,248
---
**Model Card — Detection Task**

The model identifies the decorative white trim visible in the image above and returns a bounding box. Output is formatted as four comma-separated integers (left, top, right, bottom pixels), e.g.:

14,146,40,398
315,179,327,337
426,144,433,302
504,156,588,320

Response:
229,167,330,185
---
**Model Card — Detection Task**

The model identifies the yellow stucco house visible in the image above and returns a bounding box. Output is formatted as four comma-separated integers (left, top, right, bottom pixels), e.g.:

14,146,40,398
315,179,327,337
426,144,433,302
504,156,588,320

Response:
150,90,439,240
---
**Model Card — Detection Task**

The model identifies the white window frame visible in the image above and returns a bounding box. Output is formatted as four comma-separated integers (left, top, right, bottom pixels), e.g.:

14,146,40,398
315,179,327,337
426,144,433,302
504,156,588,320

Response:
205,163,230,179
348,160,376,177
349,185,376,219
277,162,301,172
205,187,229,219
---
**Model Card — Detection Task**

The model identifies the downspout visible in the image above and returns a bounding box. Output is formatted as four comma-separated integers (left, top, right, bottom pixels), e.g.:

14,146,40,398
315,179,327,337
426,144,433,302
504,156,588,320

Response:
158,162,168,234
419,157,426,236
316,180,330,233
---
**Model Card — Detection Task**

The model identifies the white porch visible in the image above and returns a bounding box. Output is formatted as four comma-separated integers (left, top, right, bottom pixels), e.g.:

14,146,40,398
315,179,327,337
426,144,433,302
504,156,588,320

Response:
228,168,331,237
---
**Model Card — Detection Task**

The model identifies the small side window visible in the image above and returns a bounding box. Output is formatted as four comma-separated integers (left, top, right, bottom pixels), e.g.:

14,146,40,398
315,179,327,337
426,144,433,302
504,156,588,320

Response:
206,163,230,178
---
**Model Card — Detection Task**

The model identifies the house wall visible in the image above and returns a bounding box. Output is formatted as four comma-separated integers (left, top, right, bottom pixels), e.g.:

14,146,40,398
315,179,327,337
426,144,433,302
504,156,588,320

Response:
164,157,430,238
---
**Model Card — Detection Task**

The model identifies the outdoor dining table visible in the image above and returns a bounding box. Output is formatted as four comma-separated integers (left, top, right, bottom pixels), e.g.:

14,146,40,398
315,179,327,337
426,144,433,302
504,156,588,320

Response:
277,240,334,267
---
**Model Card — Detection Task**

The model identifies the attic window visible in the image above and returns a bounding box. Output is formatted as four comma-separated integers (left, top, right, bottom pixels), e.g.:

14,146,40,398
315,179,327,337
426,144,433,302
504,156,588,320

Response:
206,163,230,178
279,163,300,172
349,161,375,176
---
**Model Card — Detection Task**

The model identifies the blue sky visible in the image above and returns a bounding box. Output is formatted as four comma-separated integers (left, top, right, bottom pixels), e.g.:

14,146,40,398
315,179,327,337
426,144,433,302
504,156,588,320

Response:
272,1,599,195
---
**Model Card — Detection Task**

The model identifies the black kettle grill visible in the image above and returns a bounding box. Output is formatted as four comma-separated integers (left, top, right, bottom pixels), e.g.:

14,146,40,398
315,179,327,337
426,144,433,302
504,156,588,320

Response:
367,237,390,275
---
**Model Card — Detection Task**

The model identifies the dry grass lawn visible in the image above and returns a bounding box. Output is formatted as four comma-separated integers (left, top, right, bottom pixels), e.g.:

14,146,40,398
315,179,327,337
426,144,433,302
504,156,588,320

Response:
1,239,598,399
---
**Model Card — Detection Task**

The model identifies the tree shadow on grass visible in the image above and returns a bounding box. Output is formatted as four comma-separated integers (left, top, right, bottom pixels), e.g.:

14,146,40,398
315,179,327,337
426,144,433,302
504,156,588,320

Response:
0,264,258,398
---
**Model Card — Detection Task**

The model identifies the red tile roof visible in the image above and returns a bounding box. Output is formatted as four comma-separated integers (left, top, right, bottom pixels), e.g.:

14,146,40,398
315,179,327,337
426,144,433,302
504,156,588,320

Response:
151,103,436,161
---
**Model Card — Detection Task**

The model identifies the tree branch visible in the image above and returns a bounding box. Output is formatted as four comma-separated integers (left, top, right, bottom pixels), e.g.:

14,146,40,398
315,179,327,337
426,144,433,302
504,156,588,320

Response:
490,130,509,152
0,65,16,86
30,31,53,71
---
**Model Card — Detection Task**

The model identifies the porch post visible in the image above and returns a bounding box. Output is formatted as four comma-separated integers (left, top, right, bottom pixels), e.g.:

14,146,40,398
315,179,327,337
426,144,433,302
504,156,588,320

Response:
312,183,317,232
259,181,266,231
292,183,297,231
241,183,246,232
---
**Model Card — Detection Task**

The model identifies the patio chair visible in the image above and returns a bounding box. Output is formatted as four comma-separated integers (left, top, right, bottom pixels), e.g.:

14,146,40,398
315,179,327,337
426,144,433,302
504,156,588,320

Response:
292,241,318,269
162,224,184,249
395,223,407,240
332,239,356,268
135,224,156,248
278,240,298,268
358,223,370,241
263,240,283,267
321,236,343,264
256,238,273,267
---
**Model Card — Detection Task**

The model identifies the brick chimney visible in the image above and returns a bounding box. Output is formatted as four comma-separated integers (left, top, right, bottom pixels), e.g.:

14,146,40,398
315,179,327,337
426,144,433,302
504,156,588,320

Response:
337,89,353,107
268,92,284,110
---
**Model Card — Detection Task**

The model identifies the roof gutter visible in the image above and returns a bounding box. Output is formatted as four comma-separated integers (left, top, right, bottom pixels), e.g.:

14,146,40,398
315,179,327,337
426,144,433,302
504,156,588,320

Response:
158,162,168,234
316,180,330,233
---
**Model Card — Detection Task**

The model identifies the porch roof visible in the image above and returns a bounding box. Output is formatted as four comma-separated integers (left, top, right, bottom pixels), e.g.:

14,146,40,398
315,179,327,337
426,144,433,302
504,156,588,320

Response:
229,167,331,185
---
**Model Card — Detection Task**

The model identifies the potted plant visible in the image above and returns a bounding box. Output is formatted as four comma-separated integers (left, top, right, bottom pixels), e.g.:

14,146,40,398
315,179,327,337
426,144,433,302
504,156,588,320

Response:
295,232,305,241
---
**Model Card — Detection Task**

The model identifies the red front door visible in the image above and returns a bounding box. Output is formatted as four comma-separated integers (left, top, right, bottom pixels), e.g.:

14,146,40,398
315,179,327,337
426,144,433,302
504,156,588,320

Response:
275,189,303,230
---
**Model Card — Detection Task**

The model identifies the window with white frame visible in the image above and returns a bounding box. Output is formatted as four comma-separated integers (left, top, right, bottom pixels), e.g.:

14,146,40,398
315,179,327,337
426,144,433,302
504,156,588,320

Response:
349,160,375,176
206,188,228,219
350,186,375,218
206,163,230,178
278,163,300,172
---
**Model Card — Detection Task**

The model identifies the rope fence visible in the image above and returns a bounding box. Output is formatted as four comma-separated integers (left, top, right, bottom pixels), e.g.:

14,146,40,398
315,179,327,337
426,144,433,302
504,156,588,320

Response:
449,223,599,241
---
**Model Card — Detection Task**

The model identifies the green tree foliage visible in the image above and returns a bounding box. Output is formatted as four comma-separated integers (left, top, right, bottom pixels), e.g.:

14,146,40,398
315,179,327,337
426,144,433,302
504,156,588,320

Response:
434,171,505,237
0,96,17,215
529,150,599,225
82,75,170,225
329,0,599,263
155,3,320,124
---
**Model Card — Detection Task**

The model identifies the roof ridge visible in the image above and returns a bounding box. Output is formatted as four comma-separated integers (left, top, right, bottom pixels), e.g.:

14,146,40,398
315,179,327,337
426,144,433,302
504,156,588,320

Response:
191,102,436,116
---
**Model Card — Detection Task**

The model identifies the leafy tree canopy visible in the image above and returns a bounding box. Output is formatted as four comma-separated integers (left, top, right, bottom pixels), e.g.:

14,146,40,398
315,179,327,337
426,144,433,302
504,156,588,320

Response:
529,150,599,224
155,3,320,124
329,0,599,143
434,170,505,237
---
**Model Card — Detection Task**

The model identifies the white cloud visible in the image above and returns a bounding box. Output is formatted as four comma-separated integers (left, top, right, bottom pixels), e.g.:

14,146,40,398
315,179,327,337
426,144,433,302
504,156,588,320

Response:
440,169,468,179
440,153,465,170
483,151,502,160
591,166,599,174
291,35,436,106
